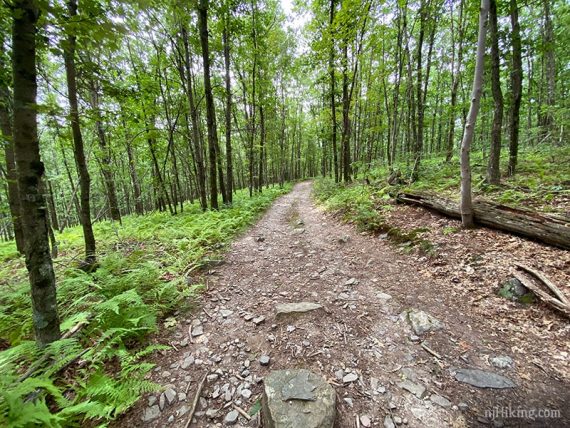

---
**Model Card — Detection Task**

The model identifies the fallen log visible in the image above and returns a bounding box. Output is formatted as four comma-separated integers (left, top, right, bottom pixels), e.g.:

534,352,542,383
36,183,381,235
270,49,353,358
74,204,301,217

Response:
395,192,570,250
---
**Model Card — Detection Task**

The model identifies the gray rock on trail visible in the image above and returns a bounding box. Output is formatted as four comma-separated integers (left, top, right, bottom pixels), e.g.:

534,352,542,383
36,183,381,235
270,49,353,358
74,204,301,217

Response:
398,379,427,399
177,404,190,417
220,309,233,318
164,387,177,405
342,373,358,383
263,369,336,428
384,415,396,428
142,405,161,422
191,324,204,337
224,409,239,425
430,394,452,408
275,302,323,319
181,355,195,369
490,355,514,369
454,368,516,389
260,355,271,366
206,408,219,419
253,316,266,325
407,309,443,335
360,415,372,427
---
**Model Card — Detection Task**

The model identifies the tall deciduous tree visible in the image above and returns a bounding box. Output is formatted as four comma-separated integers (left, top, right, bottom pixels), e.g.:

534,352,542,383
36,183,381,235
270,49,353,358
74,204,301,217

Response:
197,0,219,210
11,0,60,345
460,0,490,228
63,0,96,267
0,34,25,253
223,16,233,204
508,0,522,176
486,0,504,184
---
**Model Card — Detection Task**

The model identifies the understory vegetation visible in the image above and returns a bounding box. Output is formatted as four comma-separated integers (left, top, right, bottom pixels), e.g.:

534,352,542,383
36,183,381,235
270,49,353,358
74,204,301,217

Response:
314,146,570,251
0,186,289,427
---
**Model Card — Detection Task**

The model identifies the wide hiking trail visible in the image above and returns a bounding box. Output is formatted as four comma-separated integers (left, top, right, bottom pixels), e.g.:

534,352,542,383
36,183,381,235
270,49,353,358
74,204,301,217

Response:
120,181,569,427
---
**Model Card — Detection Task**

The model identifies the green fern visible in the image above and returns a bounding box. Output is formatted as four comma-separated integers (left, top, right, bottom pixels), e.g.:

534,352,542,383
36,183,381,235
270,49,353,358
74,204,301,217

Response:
0,186,291,426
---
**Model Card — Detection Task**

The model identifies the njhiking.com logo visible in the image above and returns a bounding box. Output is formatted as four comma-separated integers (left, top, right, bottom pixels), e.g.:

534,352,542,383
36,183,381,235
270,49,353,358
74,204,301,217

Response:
484,405,561,421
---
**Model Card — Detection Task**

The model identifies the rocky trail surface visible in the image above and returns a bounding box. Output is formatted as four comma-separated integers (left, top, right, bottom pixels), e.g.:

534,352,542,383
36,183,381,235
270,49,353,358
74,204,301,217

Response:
118,182,569,428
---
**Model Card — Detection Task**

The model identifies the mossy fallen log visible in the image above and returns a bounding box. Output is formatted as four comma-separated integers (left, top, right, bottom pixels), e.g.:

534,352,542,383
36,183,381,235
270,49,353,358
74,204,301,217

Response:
396,192,570,250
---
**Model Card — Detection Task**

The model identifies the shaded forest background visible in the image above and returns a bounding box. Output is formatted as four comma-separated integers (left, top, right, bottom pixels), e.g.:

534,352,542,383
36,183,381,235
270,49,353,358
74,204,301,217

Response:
1,0,568,244
0,0,568,426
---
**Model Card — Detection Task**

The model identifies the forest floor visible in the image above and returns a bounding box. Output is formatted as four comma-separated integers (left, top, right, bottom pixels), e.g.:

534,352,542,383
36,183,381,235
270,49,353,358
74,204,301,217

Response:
117,181,569,428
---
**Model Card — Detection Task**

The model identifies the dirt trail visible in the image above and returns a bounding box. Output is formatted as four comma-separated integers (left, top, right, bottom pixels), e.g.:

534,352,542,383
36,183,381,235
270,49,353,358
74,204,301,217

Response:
120,181,569,427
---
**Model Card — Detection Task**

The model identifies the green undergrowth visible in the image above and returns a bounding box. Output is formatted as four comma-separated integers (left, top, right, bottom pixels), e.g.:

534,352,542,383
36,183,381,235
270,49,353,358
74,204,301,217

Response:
363,146,570,211
0,185,290,427
314,146,569,253
313,180,434,254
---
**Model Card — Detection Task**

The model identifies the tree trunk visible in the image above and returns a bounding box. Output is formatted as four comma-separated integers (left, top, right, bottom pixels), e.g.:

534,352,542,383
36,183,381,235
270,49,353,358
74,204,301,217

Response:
0,41,25,253
445,0,465,162
411,1,426,182
123,120,144,215
329,0,339,183
397,192,570,250
11,0,60,346
508,0,522,176
486,0,504,185
223,25,233,204
460,0,489,228
47,180,60,231
197,0,219,210
63,0,96,267
341,42,351,182
259,103,265,191
541,0,555,137
181,26,207,211
89,80,121,222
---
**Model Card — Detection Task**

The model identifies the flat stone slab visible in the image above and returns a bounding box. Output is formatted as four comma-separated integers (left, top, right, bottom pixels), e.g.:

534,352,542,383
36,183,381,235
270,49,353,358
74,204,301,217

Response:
398,379,427,399
275,302,323,319
407,310,443,335
454,368,516,389
142,405,160,422
263,369,336,428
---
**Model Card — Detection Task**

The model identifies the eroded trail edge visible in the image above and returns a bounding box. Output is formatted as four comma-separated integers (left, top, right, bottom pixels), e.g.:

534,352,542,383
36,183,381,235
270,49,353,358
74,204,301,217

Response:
121,181,569,428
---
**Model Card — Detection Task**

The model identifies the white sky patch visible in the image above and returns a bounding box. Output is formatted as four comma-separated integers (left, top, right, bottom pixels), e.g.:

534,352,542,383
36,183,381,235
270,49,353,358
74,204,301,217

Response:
281,0,311,31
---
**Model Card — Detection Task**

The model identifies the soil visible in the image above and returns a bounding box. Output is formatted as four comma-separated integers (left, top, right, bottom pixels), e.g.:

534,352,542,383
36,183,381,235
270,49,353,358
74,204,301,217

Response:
116,181,570,428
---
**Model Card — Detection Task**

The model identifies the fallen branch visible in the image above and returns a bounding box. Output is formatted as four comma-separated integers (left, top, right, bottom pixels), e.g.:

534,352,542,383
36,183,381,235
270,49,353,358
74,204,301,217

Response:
184,373,207,428
18,316,92,383
232,404,252,421
396,191,570,250
512,271,570,319
514,263,569,306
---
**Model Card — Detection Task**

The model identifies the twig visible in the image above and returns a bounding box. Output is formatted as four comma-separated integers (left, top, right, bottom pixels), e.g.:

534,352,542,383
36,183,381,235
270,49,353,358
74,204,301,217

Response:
515,263,569,305
421,343,442,360
184,374,207,428
232,404,252,421
356,414,360,428
327,378,341,387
